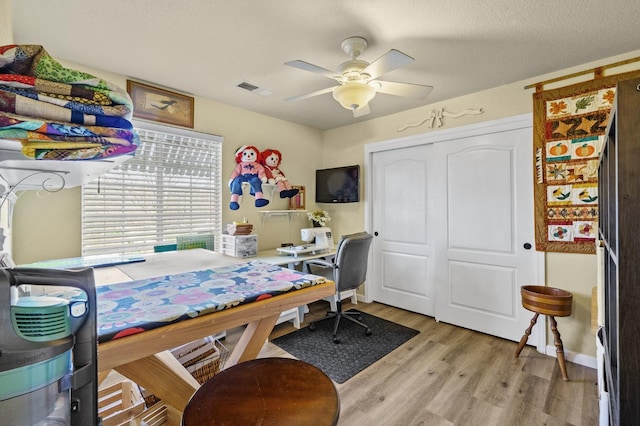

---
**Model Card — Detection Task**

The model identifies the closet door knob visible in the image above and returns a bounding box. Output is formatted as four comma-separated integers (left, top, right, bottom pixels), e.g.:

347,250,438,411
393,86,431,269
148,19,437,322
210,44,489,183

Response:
374,232,379,236
523,243,532,250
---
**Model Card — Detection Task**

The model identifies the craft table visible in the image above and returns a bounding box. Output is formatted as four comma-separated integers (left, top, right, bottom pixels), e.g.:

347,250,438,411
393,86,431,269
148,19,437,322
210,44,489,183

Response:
94,249,334,413
255,247,336,267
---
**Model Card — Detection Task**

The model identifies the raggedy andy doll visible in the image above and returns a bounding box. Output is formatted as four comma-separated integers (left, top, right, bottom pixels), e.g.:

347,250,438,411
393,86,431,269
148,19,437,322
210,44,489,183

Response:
228,145,269,210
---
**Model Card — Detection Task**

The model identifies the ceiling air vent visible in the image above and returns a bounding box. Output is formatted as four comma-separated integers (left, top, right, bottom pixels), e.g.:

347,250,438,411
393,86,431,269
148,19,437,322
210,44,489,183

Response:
236,81,273,97
237,81,259,91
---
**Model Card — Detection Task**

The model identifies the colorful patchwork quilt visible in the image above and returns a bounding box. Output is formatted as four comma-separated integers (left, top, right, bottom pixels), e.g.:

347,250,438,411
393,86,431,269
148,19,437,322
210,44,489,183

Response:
0,44,138,160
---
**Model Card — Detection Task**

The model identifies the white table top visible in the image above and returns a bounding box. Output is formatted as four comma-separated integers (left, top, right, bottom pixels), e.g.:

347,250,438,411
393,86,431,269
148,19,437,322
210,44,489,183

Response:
92,247,336,285
92,249,240,285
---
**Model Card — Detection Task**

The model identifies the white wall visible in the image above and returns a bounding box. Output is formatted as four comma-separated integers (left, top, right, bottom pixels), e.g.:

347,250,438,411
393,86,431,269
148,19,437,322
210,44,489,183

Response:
0,0,11,45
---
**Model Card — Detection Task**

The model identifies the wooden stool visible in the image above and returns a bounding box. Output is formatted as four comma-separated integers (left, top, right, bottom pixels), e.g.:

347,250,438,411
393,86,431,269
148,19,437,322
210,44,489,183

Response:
182,358,339,426
515,285,573,381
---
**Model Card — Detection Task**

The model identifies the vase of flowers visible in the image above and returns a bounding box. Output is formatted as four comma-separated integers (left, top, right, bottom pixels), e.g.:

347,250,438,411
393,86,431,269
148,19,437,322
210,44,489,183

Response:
307,210,330,227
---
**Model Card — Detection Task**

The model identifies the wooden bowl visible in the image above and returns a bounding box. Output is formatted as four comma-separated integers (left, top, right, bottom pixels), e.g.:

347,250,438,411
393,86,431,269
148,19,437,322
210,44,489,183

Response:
521,285,573,317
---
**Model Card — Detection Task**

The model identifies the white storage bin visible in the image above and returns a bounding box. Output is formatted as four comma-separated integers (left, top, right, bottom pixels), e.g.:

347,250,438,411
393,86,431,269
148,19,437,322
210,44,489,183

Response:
221,234,258,258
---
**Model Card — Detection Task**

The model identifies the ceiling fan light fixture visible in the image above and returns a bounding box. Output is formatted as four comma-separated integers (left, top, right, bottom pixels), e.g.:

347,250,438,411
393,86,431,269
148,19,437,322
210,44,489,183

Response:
332,83,376,111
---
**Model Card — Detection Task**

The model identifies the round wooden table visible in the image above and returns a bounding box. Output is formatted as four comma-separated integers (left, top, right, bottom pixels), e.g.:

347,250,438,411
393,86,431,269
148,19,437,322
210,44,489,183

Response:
182,357,339,426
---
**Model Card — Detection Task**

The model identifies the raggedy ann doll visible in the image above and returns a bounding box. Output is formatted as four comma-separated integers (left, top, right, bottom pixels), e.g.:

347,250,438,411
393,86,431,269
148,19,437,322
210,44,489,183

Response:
228,145,269,210
260,148,299,199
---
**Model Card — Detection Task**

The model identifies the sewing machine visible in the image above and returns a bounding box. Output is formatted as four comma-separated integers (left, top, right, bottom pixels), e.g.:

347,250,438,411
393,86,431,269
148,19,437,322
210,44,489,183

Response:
301,227,333,251
276,227,334,257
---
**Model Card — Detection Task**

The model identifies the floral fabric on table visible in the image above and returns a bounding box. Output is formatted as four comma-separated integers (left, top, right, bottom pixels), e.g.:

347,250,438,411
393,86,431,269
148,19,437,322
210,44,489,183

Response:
96,261,325,343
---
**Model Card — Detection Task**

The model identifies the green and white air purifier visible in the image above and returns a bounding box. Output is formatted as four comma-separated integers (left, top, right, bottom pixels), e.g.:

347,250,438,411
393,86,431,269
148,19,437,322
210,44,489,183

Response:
0,267,98,426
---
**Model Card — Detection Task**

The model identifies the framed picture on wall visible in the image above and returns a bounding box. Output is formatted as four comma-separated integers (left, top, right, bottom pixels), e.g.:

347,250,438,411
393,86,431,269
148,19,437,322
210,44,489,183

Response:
127,80,194,128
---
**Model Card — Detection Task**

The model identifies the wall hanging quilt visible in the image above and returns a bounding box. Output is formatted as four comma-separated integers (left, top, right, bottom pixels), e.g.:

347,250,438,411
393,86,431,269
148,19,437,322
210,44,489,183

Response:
533,70,640,254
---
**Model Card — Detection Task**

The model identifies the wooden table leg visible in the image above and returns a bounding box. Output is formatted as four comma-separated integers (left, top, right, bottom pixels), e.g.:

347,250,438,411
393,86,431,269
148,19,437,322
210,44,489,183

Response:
114,350,200,412
97,369,111,386
549,316,569,381
103,312,281,414
515,312,539,358
225,313,280,369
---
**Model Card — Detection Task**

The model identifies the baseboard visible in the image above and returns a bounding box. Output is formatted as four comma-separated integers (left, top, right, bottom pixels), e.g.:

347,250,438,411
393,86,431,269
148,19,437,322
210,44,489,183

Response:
544,344,597,369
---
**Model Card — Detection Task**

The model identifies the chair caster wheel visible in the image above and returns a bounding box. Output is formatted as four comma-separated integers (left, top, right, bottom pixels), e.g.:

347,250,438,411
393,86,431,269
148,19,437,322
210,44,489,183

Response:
309,323,316,331
365,329,372,336
333,336,340,344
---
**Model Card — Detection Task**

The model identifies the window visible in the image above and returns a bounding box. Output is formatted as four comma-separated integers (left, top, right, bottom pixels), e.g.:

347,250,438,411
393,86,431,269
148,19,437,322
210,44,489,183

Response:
82,121,222,256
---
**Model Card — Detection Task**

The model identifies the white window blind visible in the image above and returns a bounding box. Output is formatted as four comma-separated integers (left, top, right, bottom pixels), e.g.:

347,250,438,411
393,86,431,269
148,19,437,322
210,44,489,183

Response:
82,122,223,256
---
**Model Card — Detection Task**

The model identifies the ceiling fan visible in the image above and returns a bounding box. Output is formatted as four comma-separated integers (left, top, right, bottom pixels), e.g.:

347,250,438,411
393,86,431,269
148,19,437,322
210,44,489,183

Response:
285,36,433,117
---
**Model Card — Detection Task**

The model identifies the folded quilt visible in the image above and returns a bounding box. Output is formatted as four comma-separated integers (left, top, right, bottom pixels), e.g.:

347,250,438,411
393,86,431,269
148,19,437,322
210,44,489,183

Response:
0,44,138,160
0,45,132,111
0,74,116,106
0,91,132,128
0,84,131,117
22,143,138,161
0,111,139,160
0,112,137,140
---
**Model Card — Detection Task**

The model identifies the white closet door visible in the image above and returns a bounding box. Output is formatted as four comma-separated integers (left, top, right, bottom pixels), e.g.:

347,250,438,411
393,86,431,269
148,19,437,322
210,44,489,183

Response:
370,144,436,316
367,114,542,344
432,125,539,342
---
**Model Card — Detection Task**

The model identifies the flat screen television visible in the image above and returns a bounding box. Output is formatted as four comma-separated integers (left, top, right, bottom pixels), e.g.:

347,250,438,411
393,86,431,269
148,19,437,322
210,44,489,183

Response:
315,165,360,203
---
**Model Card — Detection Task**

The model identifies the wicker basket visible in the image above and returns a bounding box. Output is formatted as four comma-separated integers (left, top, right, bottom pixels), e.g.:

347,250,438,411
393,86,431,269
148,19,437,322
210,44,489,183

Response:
171,336,229,384
140,336,229,407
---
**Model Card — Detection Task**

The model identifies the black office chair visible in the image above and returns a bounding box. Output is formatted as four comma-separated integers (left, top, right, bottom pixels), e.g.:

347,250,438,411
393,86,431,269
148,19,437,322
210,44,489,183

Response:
305,232,374,343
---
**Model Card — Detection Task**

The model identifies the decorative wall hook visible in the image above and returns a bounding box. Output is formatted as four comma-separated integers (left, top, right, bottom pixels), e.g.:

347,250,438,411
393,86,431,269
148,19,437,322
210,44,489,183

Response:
398,107,484,132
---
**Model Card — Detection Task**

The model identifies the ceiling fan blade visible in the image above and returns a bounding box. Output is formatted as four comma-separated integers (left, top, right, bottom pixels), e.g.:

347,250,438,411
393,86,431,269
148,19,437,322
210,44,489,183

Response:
353,103,370,118
362,49,414,80
374,80,433,99
285,86,337,102
285,60,338,79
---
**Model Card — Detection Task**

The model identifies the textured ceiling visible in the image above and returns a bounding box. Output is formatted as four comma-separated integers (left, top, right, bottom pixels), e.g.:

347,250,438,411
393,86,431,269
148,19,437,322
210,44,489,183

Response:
11,0,640,130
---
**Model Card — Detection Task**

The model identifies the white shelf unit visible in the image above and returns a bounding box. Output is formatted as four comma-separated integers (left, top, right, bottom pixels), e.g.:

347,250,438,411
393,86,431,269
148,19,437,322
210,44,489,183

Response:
258,209,307,227
239,182,276,203
0,139,132,194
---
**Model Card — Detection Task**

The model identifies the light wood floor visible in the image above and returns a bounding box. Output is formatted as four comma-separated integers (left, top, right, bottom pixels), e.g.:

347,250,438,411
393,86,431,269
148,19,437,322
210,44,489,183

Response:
231,300,599,426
